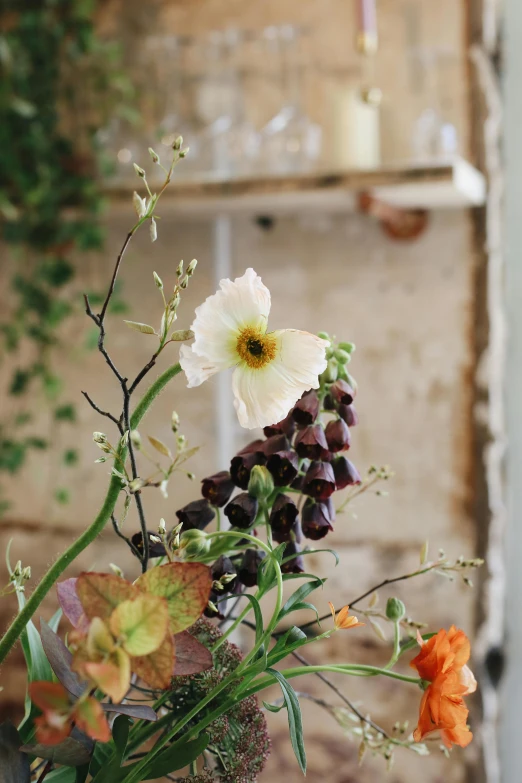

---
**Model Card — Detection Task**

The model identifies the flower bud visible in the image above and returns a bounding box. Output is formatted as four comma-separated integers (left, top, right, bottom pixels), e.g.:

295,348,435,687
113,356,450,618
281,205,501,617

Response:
303,461,336,501
109,563,124,578
238,549,266,587
129,477,145,493
204,592,221,618
322,358,338,383
302,498,335,540
133,163,146,178
332,456,361,489
187,258,198,275
158,518,167,535
171,411,180,432
179,529,211,559
150,217,157,243
153,271,163,289
224,492,258,529
173,135,183,150
248,465,275,500
294,425,329,461
292,389,320,426
131,531,167,558
230,451,266,490
148,147,160,163
201,471,235,507
211,555,237,594
93,432,107,444
133,191,147,218
325,418,351,452
130,430,142,447
266,450,299,487
263,411,296,439
21,566,32,582
179,147,189,158
281,541,305,574
175,498,215,531
338,404,359,427
269,494,299,543
330,379,354,406
386,597,406,622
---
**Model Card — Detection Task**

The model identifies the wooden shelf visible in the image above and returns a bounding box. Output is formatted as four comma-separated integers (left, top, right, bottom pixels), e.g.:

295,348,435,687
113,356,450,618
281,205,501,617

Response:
104,157,486,217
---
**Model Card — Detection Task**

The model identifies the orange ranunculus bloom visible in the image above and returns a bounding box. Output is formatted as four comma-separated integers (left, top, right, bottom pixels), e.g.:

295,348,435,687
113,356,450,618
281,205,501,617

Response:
410,625,476,749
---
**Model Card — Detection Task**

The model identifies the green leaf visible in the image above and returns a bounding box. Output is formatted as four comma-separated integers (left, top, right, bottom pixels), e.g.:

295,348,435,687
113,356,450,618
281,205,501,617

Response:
239,593,264,644
266,669,306,774
142,733,209,779
268,626,309,666
277,577,325,623
123,321,156,335
257,543,286,596
45,769,76,783
55,404,77,422
112,715,131,758
281,548,339,568
263,699,285,713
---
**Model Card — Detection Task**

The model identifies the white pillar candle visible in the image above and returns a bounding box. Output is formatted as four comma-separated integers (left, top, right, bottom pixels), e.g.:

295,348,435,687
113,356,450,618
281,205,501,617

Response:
328,86,381,170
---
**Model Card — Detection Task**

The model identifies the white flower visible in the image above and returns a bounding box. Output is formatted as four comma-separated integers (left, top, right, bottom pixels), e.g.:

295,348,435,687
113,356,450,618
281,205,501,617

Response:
179,268,328,429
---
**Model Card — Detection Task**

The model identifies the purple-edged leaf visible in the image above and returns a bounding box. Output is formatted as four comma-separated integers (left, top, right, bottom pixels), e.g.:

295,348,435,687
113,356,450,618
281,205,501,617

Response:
40,619,86,697
103,703,157,721
21,731,93,767
56,578,88,630
0,722,30,783
173,631,213,676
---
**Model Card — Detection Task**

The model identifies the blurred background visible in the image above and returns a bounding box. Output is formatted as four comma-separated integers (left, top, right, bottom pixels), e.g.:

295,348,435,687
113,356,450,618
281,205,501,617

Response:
0,0,514,781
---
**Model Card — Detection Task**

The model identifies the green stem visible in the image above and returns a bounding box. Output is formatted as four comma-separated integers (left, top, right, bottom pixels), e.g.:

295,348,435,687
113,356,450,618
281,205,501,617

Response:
0,363,182,665
239,664,422,700
385,621,401,669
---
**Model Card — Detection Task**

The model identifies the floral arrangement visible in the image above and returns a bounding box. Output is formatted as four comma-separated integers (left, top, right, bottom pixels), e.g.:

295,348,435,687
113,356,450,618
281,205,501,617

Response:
0,144,483,783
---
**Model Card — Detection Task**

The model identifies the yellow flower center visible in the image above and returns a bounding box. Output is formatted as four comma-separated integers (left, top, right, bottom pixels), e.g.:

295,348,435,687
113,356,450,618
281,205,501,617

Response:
236,327,277,369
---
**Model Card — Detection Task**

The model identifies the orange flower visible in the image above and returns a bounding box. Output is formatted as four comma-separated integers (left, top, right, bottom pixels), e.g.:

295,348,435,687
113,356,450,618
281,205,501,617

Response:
328,602,365,630
410,626,476,749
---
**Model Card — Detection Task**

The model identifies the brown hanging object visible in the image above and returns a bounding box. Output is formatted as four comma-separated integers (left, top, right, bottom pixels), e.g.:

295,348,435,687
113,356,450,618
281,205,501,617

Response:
358,193,429,241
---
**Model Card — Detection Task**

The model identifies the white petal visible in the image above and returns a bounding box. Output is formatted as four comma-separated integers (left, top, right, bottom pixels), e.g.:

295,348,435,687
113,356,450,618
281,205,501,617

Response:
190,268,271,363
179,344,222,387
231,330,328,429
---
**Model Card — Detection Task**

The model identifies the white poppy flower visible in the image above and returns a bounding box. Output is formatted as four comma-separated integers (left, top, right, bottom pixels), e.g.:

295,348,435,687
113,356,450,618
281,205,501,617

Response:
179,268,328,429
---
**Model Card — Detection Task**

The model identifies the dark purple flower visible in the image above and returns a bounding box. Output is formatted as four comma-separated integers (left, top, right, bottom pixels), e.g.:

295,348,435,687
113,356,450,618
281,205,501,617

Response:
266,450,299,487
332,456,362,489
176,499,215,531
294,424,329,460
330,379,355,406
263,412,296,439
338,404,359,427
269,494,299,542
303,460,336,501
201,470,235,507
281,540,306,574
323,393,336,411
131,531,166,558
260,434,290,457
230,452,266,490
211,555,237,593
224,492,258,529
238,549,266,587
292,390,320,426
325,418,351,452
302,498,335,540
237,439,267,456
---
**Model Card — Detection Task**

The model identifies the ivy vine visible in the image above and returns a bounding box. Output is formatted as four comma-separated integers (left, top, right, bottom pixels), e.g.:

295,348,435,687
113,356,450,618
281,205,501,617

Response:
0,0,132,515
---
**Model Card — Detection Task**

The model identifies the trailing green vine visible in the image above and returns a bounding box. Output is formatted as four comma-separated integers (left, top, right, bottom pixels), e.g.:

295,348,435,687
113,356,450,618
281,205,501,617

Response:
0,0,131,515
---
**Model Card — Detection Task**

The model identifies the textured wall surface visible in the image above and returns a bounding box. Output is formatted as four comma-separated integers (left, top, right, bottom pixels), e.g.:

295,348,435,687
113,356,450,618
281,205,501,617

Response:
0,1,483,782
